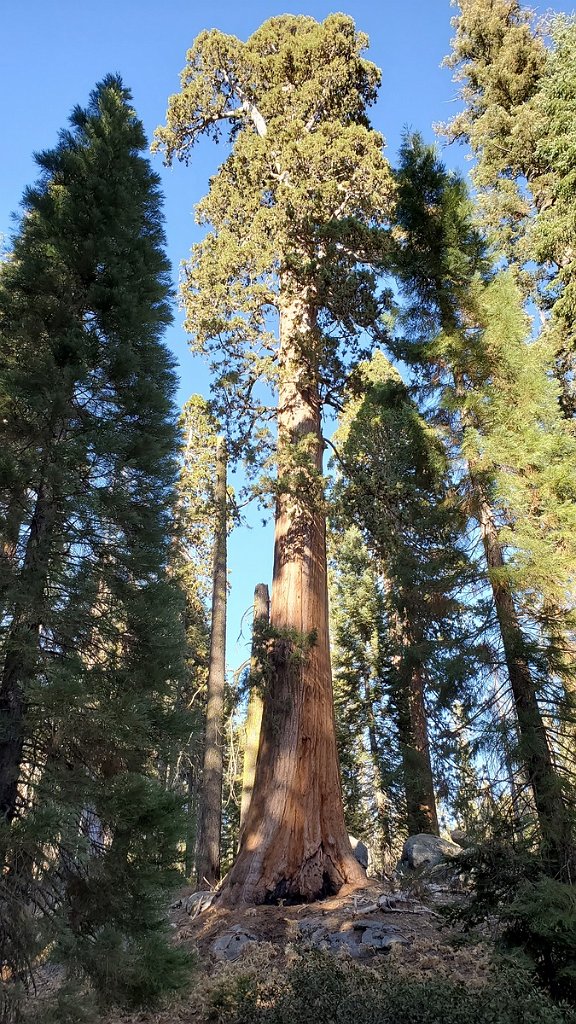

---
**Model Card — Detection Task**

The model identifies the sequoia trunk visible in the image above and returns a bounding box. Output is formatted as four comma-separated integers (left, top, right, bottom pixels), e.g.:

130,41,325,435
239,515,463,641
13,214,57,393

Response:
220,293,366,905
196,437,227,888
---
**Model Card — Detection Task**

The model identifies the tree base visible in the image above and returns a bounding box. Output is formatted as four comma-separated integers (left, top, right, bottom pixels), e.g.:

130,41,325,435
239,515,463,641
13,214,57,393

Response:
217,840,367,908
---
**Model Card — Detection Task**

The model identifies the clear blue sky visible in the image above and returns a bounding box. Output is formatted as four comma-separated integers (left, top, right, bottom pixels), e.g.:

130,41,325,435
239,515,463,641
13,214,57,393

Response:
1,0,566,670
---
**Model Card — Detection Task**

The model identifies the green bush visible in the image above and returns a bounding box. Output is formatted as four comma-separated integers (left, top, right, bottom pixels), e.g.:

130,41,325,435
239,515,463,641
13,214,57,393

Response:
452,835,576,1001
208,952,576,1024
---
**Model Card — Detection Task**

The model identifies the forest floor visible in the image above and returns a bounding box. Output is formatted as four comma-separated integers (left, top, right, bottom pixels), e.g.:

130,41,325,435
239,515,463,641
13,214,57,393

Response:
102,877,497,1024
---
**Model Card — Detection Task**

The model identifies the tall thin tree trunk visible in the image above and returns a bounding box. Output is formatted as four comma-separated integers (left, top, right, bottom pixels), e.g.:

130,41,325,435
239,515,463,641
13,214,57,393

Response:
364,681,394,870
0,475,54,822
185,764,198,880
390,609,439,836
239,583,269,835
196,437,227,889
220,292,366,906
472,474,573,874
0,488,25,618
397,656,439,835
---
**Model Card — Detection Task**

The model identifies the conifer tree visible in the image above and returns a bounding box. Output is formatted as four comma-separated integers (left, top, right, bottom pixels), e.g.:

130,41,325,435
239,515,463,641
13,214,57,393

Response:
442,2,576,414
332,352,478,838
440,0,546,263
0,77,189,1007
169,396,215,877
196,435,228,888
155,14,394,904
394,135,576,875
239,583,270,837
328,527,398,868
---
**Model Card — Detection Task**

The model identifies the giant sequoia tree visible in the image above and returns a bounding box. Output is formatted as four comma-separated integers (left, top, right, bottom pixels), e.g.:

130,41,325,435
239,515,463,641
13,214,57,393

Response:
155,14,394,904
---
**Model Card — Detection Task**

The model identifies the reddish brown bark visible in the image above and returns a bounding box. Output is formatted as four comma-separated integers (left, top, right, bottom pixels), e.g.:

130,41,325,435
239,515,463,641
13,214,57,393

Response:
239,583,269,835
219,294,366,905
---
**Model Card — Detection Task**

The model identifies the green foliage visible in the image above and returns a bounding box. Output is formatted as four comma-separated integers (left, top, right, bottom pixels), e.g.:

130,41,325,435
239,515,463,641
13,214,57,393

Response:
440,0,546,265
441,3,576,413
207,950,576,1023
57,926,191,1009
0,75,192,1013
455,834,576,1001
328,526,400,865
330,350,481,835
155,14,394,476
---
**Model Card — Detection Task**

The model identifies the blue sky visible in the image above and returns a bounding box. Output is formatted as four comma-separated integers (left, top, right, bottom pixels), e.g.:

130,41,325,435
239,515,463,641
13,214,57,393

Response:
1,0,566,669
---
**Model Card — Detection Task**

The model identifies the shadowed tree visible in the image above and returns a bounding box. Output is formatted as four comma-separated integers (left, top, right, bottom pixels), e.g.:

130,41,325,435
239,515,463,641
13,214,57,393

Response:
394,135,576,875
155,14,394,903
332,353,479,838
0,77,190,1007
239,583,270,837
196,435,228,888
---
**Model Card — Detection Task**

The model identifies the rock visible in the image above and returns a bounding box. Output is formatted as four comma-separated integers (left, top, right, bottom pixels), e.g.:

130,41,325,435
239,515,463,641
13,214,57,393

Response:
361,925,411,951
378,893,441,917
185,890,217,917
327,931,362,956
298,917,327,936
399,833,462,871
349,835,369,870
211,925,257,961
450,828,472,848
427,861,455,882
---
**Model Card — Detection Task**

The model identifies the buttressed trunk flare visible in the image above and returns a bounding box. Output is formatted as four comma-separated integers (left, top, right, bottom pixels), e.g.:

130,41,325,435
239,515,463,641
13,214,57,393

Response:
219,291,366,906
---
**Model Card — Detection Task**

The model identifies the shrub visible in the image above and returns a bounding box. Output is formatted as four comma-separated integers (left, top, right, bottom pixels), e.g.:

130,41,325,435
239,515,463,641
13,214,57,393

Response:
207,951,576,1024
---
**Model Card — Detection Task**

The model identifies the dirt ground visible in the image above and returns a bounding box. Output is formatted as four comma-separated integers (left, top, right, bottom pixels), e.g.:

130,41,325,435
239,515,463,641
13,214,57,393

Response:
98,877,493,1024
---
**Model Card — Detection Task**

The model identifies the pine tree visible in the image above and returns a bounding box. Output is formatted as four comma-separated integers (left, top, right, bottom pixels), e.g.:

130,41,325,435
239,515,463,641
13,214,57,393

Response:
332,352,479,838
529,17,576,415
441,0,546,264
442,2,576,415
328,527,398,870
167,396,215,879
0,77,190,1007
239,583,270,837
155,14,394,904
394,134,576,875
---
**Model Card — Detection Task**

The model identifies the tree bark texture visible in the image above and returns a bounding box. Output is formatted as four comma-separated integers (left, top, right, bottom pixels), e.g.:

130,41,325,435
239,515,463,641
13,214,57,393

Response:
220,293,366,905
0,476,55,822
239,583,269,835
195,437,227,888
0,488,25,620
473,474,573,874
393,612,439,836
